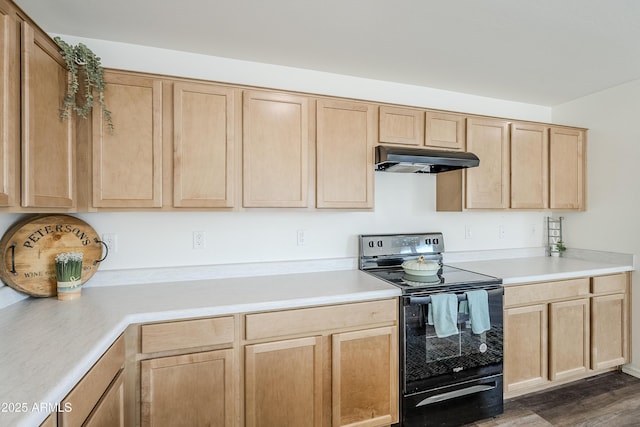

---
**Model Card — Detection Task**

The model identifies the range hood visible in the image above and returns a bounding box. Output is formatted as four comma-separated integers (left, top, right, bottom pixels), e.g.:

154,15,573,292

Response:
375,145,480,173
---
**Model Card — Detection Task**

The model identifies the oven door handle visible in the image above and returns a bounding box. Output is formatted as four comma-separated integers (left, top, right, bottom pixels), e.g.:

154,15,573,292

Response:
415,383,497,407
407,294,465,305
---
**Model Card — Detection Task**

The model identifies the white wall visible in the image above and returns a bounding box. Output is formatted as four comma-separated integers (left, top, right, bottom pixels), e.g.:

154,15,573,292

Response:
553,79,640,372
1,37,553,279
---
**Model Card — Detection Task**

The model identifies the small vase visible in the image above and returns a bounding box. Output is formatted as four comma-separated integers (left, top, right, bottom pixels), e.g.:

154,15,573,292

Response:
57,279,82,301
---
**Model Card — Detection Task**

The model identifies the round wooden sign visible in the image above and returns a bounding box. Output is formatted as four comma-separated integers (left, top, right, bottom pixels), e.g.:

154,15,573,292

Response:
0,214,107,297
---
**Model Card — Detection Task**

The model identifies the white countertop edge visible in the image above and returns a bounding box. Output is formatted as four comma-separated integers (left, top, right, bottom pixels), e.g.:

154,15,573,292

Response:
501,265,634,285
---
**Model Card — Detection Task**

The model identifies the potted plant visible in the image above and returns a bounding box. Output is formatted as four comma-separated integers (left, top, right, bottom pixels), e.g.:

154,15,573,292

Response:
551,240,567,257
54,37,113,131
557,240,567,255
55,252,83,300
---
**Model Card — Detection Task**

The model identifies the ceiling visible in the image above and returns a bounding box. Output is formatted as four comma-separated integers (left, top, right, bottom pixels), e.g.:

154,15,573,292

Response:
14,0,640,106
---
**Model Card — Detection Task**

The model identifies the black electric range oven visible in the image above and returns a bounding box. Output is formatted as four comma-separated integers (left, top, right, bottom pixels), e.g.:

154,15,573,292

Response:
359,233,504,427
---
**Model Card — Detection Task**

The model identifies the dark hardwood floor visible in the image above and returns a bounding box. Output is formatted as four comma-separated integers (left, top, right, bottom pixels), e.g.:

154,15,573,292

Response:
468,371,640,426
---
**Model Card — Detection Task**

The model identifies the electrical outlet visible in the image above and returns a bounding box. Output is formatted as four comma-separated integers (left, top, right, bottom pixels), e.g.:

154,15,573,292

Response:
193,231,206,249
297,229,306,246
465,225,472,240
499,224,505,239
101,233,118,253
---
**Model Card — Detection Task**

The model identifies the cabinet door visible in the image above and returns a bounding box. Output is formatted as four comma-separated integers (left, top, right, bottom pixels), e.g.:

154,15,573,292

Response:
173,82,235,208
592,293,628,369
243,90,308,207
316,99,375,209
510,123,549,209
379,106,423,146
549,127,585,210
425,111,465,151
92,71,162,208
332,326,398,427
549,298,589,381
84,371,125,427
245,336,323,427
465,118,509,209
504,304,548,393
0,7,18,207
21,22,75,208
140,349,235,427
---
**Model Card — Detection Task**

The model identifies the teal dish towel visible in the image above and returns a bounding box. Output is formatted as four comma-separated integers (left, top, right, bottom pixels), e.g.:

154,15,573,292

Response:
465,290,491,334
429,294,459,338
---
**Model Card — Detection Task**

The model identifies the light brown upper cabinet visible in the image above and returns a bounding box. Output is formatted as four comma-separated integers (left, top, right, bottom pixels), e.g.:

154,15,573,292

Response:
465,118,510,209
92,71,163,208
378,107,465,152
549,127,585,210
425,111,466,151
510,123,549,209
437,118,509,211
242,90,309,207
379,106,424,146
21,22,75,209
0,4,17,208
173,82,235,208
437,119,585,212
316,99,376,209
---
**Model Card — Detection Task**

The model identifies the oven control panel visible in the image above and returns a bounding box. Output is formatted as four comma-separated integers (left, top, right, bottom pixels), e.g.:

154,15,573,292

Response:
360,233,444,258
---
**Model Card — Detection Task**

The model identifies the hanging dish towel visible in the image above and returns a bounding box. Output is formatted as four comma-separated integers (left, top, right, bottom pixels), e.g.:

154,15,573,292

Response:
429,294,459,338
464,289,491,334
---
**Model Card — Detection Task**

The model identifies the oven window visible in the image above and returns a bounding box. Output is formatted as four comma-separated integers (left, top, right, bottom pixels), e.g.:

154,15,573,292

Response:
404,289,503,390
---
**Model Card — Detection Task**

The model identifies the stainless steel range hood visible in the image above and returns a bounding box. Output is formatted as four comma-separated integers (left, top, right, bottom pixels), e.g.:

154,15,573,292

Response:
375,145,480,173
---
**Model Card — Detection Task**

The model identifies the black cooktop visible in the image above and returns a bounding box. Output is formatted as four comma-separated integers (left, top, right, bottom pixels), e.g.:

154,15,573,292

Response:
365,265,501,294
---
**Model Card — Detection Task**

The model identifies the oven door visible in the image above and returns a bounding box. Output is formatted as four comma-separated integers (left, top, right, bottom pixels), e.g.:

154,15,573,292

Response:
402,285,503,395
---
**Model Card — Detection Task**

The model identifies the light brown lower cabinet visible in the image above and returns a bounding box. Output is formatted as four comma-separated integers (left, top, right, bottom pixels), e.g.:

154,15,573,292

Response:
504,303,548,392
591,274,629,369
84,372,125,427
140,349,235,427
332,326,398,427
244,299,398,427
47,299,395,427
245,337,323,427
549,298,589,381
59,335,125,426
39,413,56,427
504,273,629,397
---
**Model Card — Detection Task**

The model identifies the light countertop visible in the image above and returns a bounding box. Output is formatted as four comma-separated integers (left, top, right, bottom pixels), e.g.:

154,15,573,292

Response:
448,250,634,285
0,250,635,427
0,269,399,427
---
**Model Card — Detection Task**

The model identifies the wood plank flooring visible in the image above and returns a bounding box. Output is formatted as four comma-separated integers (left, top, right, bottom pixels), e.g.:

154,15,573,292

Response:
468,371,640,427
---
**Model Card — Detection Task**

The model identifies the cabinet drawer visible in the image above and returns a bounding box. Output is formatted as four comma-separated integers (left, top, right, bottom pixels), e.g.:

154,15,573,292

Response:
592,273,628,295
504,278,589,307
141,316,235,353
245,299,397,341
60,335,125,426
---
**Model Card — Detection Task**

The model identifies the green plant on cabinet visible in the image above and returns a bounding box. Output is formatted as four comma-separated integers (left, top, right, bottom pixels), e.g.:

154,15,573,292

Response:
54,37,114,131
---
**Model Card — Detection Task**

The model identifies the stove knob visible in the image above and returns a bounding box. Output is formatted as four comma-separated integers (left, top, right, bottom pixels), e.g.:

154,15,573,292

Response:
479,343,488,353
